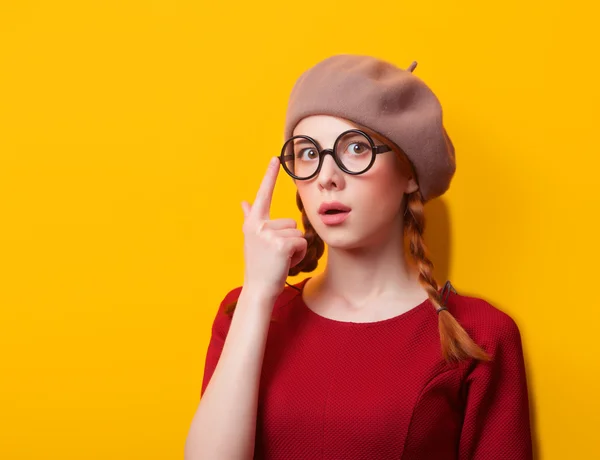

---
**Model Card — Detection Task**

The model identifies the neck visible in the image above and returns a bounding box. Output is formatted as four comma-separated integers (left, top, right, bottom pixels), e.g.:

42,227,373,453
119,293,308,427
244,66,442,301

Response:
314,218,426,307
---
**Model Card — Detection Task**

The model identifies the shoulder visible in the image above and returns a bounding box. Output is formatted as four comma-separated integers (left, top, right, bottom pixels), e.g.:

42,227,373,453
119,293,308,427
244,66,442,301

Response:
210,283,303,336
446,290,525,357
209,285,244,339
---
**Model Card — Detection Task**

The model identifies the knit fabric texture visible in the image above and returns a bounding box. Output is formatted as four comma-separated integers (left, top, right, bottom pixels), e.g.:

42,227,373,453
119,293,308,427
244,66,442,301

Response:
201,278,532,460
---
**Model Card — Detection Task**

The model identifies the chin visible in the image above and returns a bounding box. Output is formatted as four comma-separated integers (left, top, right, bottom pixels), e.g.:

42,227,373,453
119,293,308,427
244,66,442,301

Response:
306,213,367,249
316,218,398,251
316,227,367,250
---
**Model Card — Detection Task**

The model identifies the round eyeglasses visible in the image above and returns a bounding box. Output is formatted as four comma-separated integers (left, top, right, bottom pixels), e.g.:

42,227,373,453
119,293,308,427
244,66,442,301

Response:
279,129,392,180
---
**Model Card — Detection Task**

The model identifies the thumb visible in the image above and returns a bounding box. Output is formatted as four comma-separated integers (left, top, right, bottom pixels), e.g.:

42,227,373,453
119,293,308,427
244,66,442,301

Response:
241,200,252,219
289,239,308,269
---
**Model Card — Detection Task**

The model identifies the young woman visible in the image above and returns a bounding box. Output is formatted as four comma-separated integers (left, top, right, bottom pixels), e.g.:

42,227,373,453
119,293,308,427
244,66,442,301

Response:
185,55,532,460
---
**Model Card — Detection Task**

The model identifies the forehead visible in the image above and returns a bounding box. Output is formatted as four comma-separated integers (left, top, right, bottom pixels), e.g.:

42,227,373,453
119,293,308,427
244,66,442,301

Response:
292,115,385,146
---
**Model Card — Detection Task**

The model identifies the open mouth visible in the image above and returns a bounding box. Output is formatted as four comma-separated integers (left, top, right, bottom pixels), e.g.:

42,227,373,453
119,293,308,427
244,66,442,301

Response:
319,205,352,225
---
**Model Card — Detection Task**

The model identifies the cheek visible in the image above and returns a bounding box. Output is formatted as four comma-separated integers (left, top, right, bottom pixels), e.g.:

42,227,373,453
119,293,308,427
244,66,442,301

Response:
357,165,406,215
296,182,316,212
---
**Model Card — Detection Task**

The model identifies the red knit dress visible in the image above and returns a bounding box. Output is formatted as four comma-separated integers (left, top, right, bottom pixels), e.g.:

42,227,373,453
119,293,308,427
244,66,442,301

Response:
201,277,532,459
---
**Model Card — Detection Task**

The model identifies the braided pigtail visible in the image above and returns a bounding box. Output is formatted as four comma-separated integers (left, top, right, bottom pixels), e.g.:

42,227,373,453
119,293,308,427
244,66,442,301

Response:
404,189,491,363
288,190,325,276
224,191,324,316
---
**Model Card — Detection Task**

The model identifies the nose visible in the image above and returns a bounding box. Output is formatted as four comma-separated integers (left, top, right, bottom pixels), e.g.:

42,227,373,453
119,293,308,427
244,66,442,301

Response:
316,150,345,191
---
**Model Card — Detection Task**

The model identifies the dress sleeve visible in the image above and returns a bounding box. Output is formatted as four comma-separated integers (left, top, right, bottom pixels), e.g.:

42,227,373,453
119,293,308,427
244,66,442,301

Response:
458,313,533,460
200,286,243,398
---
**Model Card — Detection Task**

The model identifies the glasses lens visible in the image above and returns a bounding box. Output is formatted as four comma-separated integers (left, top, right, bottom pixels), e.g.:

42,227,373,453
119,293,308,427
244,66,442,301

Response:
282,137,320,179
335,131,374,173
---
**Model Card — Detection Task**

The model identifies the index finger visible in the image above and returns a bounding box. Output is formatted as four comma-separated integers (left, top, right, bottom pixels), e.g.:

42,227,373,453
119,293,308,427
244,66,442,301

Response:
251,156,280,220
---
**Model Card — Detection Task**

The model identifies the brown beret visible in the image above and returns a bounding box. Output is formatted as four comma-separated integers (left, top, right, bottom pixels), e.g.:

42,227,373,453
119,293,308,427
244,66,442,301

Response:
283,54,456,202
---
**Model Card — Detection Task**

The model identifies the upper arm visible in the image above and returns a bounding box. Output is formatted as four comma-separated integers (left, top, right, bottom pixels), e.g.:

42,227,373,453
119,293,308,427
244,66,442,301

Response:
458,314,533,459
200,286,242,398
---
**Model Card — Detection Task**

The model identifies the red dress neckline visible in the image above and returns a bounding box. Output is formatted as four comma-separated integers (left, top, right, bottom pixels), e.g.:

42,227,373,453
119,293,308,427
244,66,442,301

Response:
293,276,435,327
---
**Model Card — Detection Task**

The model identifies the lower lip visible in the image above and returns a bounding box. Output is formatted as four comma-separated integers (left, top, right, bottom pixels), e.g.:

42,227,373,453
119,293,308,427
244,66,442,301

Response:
319,211,351,225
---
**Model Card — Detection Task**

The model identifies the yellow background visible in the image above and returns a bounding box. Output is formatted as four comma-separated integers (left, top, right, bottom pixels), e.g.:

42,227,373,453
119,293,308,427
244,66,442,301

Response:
1,1,598,458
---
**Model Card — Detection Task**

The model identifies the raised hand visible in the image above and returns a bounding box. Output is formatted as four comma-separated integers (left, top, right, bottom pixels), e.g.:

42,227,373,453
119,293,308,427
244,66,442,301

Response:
240,157,308,300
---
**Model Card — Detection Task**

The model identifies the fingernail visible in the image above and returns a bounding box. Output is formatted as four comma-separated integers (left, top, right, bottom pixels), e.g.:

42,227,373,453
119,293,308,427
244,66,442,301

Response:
270,157,278,167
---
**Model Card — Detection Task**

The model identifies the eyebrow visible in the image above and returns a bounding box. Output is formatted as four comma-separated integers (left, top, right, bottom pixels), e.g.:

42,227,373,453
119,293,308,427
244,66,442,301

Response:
293,139,315,146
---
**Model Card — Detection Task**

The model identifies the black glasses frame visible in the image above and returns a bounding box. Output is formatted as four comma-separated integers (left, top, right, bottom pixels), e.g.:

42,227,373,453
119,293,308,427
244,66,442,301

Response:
279,129,392,180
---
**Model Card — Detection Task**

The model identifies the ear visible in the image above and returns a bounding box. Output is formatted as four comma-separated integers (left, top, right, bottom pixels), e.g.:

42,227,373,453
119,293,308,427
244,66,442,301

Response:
405,176,419,194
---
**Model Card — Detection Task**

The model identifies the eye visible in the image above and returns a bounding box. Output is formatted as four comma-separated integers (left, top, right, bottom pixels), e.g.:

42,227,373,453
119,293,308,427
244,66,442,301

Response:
296,148,319,161
347,142,370,155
